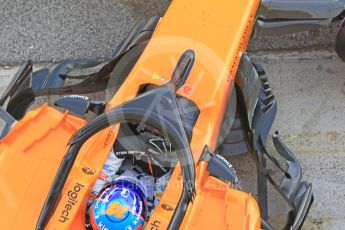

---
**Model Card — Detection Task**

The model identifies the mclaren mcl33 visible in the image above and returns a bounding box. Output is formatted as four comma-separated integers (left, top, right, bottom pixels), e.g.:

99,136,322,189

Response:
0,0,344,229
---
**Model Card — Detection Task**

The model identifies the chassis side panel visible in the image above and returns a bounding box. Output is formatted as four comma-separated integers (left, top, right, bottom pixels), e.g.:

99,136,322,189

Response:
0,105,85,229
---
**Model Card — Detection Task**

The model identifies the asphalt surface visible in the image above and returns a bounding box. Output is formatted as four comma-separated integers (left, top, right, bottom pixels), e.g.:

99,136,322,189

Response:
0,0,340,65
249,23,340,52
0,0,170,64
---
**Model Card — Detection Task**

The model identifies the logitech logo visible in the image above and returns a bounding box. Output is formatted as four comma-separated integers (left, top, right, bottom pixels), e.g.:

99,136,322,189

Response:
150,220,161,230
59,182,85,223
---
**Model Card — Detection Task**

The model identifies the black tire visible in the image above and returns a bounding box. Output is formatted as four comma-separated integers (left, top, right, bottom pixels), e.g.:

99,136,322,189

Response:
336,19,345,62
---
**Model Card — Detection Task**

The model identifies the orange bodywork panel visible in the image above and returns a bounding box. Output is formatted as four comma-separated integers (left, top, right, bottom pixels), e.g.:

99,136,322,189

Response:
0,0,261,229
147,162,260,230
0,105,86,229
107,0,261,227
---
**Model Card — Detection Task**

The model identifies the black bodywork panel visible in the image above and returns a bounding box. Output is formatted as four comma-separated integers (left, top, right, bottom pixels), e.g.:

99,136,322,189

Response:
217,54,313,230
1,16,160,122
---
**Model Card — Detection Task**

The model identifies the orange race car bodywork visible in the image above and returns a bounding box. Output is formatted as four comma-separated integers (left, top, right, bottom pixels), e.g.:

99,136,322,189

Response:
4,0,342,229
0,0,261,228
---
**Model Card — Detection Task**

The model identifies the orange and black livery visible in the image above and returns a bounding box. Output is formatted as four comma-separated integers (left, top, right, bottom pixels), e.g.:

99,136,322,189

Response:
1,0,345,229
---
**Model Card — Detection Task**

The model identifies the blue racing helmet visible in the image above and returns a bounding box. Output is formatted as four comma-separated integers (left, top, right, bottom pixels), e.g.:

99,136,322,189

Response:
90,177,147,230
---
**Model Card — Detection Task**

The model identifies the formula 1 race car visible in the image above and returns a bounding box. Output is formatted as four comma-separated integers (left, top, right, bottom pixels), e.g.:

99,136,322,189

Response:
0,0,344,230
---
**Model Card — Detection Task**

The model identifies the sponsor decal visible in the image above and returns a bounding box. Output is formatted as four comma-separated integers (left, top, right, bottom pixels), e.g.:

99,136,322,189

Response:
102,125,117,148
59,182,85,223
150,220,161,230
81,166,95,175
64,95,89,100
216,154,236,172
161,203,175,212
